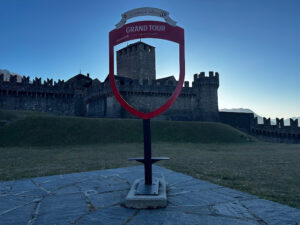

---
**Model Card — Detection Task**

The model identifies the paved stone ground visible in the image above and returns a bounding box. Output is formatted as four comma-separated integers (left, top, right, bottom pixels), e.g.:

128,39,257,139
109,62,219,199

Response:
1,165,300,225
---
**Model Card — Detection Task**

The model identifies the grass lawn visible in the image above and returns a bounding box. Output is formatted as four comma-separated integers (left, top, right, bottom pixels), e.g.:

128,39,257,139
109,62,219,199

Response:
0,110,299,209
0,110,254,147
0,142,299,209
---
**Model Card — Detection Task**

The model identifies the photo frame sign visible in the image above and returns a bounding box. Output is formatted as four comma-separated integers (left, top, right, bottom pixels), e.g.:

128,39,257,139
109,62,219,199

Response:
109,20,185,119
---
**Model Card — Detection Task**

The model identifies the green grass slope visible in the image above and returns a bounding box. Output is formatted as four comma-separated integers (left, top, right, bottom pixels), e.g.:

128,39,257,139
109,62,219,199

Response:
0,110,255,147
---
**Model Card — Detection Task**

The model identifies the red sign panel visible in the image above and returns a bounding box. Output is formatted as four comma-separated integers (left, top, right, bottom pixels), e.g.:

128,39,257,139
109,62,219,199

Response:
109,20,185,119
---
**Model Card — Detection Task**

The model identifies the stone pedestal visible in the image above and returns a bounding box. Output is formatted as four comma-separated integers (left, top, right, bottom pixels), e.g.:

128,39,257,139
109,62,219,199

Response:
123,177,167,209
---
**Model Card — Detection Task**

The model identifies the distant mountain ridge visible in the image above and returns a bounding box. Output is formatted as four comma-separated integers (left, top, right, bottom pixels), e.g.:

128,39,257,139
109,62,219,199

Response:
220,108,300,125
220,108,255,114
220,108,265,124
0,69,23,82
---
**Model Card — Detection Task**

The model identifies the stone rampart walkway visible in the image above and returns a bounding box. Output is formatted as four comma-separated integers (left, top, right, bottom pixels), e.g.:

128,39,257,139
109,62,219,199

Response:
1,165,300,225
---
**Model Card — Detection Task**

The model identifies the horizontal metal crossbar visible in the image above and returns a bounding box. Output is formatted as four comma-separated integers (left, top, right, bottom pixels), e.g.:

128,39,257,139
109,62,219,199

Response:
128,157,170,164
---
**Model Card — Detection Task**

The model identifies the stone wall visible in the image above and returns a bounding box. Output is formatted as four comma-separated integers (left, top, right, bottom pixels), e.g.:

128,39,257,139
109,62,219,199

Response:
117,42,156,80
0,71,220,122
86,96,106,117
83,71,219,121
220,111,255,133
220,111,300,143
251,117,300,143
0,74,76,116
193,71,219,121
119,89,197,120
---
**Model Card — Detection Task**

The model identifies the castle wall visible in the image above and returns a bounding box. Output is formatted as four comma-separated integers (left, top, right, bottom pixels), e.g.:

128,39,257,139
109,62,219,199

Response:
219,111,254,133
161,94,197,120
119,91,197,120
0,71,220,122
84,72,219,121
251,117,300,143
74,91,86,117
0,92,75,115
105,95,123,118
86,96,106,117
0,75,76,116
220,111,300,143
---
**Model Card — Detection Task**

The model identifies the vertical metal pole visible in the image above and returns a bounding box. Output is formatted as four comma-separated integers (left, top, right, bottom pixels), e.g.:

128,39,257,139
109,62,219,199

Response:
143,119,152,185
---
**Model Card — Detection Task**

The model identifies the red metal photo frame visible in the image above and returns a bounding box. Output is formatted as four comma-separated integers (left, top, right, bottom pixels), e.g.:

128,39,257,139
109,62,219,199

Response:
109,20,185,119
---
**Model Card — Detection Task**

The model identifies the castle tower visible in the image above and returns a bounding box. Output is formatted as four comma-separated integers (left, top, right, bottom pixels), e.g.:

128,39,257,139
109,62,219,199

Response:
116,42,156,80
192,71,219,121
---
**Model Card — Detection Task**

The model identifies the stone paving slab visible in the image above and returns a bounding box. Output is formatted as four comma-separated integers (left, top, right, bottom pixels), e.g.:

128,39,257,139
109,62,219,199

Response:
0,165,300,225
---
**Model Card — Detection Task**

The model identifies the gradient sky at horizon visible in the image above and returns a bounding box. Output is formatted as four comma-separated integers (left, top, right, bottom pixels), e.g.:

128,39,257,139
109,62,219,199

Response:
0,0,299,118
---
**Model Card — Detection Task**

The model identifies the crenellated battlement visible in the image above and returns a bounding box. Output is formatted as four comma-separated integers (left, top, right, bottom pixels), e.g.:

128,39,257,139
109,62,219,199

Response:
0,70,220,121
254,117,299,129
0,71,218,97
0,73,78,116
220,112,300,143
0,73,73,93
117,42,154,56
251,116,300,143
192,71,219,87
92,77,194,98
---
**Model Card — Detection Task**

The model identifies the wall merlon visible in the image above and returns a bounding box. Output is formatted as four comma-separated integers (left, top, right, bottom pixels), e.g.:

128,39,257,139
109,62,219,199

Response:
22,76,30,84
33,77,42,86
276,118,284,127
290,119,299,128
54,79,65,88
263,117,271,125
44,78,53,87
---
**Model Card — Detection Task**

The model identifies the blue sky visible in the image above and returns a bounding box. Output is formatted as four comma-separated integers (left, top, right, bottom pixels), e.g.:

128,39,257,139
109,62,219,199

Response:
0,0,299,118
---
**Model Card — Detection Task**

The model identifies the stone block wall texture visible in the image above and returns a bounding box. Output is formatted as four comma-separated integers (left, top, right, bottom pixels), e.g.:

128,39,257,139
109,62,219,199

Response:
117,42,156,81
193,72,219,121
0,75,76,116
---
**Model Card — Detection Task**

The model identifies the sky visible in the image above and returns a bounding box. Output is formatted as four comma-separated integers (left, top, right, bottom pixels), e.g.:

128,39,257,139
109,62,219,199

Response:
0,0,299,118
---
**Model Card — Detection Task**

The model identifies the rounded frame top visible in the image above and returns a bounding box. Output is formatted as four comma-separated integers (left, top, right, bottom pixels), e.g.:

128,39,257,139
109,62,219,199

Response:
115,7,177,28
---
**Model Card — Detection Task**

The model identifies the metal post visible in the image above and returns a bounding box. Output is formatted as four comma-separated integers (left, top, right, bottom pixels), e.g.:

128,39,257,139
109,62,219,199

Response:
143,119,152,185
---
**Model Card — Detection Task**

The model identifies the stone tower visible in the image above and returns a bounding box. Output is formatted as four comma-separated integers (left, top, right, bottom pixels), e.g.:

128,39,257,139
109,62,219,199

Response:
116,42,156,80
193,71,219,121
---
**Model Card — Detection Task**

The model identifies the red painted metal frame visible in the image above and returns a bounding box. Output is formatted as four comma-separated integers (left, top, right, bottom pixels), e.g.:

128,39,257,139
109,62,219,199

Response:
109,21,185,119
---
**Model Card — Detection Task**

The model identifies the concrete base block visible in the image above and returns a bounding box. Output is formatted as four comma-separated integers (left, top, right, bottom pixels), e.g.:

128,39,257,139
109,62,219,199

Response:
123,177,167,209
